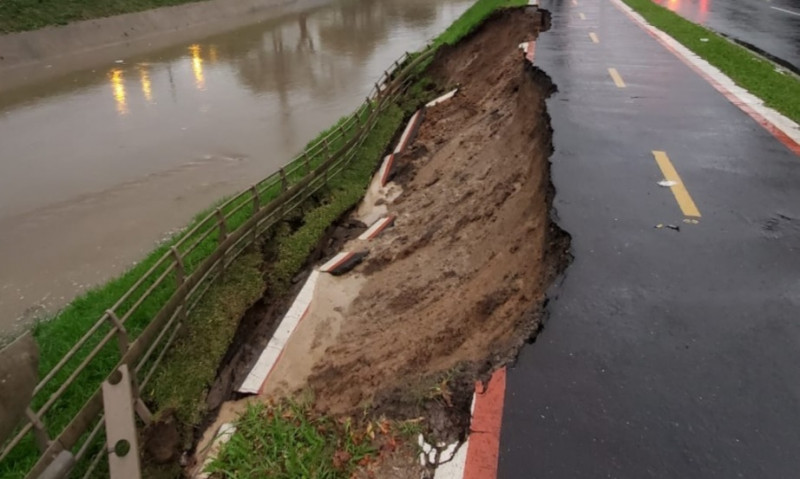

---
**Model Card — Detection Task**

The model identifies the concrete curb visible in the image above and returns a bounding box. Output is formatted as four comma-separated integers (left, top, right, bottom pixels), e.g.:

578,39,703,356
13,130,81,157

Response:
196,422,236,479
426,89,459,108
378,154,396,187
319,250,368,275
237,271,319,394
394,109,425,154
358,215,396,241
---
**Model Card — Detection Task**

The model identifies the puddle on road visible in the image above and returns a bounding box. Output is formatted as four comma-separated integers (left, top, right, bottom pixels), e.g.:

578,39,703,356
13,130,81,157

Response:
0,0,475,335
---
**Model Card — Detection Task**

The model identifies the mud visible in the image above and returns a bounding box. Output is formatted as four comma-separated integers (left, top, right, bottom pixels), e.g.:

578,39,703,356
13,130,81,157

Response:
304,7,567,424
190,7,567,476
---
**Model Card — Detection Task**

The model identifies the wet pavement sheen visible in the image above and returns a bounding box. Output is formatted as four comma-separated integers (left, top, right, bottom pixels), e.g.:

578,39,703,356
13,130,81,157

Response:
499,0,800,477
652,0,800,70
0,0,473,334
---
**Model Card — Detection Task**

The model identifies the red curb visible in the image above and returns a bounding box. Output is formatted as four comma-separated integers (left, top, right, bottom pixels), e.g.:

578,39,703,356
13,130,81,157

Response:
463,367,507,479
526,41,536,63
381,154,395,186
366,215,396,240
613,2,800,157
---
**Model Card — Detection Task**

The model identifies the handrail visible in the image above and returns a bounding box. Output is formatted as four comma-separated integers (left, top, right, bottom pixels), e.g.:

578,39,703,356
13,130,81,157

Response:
0,45,434,477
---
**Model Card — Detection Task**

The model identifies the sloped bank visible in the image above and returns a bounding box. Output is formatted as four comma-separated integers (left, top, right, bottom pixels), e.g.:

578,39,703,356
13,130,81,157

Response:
205,5,569,478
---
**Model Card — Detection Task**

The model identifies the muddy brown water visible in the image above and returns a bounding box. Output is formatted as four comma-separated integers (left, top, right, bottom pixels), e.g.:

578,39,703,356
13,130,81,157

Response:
0,0,475,336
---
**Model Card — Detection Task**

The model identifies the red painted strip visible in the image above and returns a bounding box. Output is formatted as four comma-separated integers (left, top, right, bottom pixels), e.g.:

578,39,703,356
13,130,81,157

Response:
326,252,355,273
257,306,312,395
526,41,536,63
398,111,422,153
613,2,800,156
463,367,507,479
381,154,395,186
366,215,396,240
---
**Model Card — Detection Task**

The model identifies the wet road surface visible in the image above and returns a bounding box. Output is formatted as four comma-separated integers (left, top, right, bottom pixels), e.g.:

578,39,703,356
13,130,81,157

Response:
0,0,473,334
652,0,800,70
498,0,800,477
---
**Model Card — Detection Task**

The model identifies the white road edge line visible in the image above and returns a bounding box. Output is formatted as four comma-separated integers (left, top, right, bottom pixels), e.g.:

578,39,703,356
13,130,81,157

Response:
771,6,800,16
237,271,319,394
609,0,800,146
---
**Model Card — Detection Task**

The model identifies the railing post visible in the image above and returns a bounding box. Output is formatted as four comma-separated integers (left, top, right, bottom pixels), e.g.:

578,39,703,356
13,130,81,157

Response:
25,408,50,453
250,186,260,212
216,208,228,280
216,208,227,243
105,310,129,358
250,186,260,245
102,365,142,479
170,246,186,321
279,168,288,192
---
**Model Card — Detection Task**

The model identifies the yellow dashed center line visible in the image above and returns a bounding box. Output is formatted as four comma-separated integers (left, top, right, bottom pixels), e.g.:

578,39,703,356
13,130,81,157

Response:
589,32,599,43
579,12,586,19
608,67,626,88
652,151,701,218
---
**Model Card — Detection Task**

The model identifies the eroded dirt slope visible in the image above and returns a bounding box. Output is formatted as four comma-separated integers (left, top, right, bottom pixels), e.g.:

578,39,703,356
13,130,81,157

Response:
308,8,568,413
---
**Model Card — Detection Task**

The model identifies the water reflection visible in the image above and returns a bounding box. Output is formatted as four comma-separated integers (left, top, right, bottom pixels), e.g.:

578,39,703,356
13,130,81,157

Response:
139,66,153,103
109,69,128,115
189,44,206,90
652,0,711,24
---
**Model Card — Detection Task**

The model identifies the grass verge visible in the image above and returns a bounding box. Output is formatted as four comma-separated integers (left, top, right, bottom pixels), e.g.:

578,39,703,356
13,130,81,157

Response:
0,0,205,33
621,0,800,124
146,251,264,432
205,400,418,479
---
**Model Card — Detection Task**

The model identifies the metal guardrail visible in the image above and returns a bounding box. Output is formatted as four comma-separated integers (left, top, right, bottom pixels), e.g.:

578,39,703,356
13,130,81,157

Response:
1,47,435,478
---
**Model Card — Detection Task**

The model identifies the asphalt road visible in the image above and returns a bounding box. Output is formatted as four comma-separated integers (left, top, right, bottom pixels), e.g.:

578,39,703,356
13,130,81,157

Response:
652,0,800,71
498,0,800,477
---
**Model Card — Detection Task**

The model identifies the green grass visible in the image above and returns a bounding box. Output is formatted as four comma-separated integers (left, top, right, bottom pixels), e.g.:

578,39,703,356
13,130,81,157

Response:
0,0,205,33
622,0,800,123
146,250,264,431
206,400,410,479
433,0,528,47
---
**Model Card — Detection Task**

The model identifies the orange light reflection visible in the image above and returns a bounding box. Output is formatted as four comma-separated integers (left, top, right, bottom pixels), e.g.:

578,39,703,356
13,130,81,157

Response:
189,44,206,90
109,69,128,115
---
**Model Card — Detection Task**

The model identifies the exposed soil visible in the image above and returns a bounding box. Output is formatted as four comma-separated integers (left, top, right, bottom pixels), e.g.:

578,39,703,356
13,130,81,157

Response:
303,5,567,429
190,7,569,477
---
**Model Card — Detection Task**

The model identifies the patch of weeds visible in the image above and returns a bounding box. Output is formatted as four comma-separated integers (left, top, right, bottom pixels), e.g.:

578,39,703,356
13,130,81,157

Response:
205,400,402,479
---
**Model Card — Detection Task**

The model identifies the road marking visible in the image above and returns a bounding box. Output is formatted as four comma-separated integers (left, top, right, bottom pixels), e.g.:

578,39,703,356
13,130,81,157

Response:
771,6,800,16
589,32,600,43
652,151,701,217
609,0,800,155
608,67,626,87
